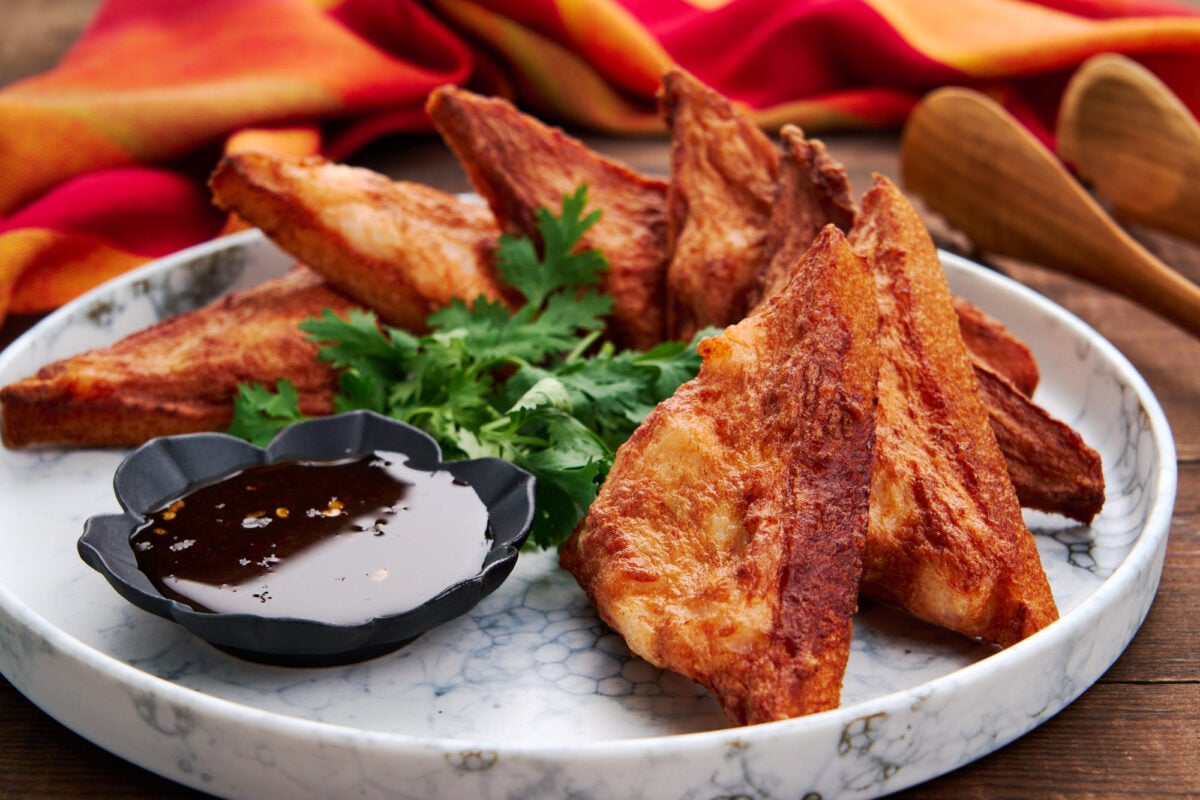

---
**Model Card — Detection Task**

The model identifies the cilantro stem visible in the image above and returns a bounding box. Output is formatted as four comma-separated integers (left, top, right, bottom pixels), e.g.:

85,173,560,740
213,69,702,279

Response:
467,356,528,379
565,330,605,363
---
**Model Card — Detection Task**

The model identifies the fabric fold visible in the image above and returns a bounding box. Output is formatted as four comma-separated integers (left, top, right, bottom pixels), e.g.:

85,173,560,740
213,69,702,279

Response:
1,0,1198,328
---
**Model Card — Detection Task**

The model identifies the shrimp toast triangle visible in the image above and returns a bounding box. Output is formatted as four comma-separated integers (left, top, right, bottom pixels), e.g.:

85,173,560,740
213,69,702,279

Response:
732,122,1095,523
210,152,510,332
974,363,1104,524
561,226,880,725
426,85,668,350
850,176,1058,647
751,124,857,309
658,69,780,340
0,268,356,448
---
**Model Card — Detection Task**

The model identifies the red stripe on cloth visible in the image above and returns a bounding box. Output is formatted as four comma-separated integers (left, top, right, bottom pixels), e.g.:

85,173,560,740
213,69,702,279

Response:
3,231,149,314
2,0,1199,328
1,167,223,259
631,0,966,111
1025,0,1200,18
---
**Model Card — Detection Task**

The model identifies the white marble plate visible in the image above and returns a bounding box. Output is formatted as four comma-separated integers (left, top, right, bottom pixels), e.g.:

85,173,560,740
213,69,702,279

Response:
0,230,1176,799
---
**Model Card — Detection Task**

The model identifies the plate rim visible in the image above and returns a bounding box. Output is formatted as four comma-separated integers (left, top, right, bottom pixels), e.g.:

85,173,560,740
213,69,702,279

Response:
0,232,1179,790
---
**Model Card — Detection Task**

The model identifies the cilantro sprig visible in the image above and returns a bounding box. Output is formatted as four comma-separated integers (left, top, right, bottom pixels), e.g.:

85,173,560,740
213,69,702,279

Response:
227,186,710,549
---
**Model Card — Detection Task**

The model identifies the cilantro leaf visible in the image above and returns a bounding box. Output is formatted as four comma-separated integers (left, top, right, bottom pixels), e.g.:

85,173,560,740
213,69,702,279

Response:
301,308,417,376
227,380,307,446
497,185,606,307
503,408,612,549
634,327,717,398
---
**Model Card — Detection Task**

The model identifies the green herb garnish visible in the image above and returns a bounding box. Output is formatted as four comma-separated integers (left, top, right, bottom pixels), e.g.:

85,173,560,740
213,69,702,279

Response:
227,186,711,549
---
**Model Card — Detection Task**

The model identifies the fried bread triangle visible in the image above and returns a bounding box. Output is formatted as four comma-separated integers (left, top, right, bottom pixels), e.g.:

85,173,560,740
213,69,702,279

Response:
210,152,510,332
561,226,880,725
751,124,857,309
658,69,780,340
426,85,669,350
974,362,1104,524
850,176,1058,646
0,267,356,449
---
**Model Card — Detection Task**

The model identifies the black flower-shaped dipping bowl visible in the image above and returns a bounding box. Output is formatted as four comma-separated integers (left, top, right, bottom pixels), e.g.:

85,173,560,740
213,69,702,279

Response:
78,411,536,667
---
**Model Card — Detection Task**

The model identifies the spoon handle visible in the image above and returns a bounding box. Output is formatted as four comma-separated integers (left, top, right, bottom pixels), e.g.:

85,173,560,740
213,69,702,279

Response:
900,88,1200,338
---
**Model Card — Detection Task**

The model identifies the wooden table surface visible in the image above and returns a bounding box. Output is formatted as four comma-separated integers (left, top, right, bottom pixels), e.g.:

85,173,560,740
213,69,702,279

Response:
3,2,1198,798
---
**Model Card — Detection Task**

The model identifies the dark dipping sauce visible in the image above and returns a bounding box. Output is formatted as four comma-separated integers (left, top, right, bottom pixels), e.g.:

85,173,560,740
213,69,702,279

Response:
131,453,491,625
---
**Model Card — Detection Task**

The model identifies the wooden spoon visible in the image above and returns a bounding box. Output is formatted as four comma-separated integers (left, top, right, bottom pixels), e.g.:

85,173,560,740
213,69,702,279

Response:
899,86,1200,338
1058,53,1200,245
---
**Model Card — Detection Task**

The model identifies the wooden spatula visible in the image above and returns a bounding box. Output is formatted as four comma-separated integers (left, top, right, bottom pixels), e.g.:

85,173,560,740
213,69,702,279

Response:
1058,53,1200,246
899,86,1200,338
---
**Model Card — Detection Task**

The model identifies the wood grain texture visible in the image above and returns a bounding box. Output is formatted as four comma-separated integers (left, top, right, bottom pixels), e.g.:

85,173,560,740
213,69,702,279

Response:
894,684,1200,799
0,0,97,88
2,1,1199,797
902,87,1200,337
1058,54,1200,246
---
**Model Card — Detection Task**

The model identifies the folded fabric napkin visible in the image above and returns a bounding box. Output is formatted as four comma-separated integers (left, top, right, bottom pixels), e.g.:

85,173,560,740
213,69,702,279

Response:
2,0,1198,329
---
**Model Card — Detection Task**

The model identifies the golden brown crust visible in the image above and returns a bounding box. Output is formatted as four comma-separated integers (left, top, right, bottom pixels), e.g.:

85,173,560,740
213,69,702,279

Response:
561,226,880,725
210,152,509,332
426,86,668,350
955,297,1040,396
751,125,857,309
975,362,1105,523
715,124,1070,527
746,129,1042,401
659,69,780,340
0,268,356,449
849,176,1058,647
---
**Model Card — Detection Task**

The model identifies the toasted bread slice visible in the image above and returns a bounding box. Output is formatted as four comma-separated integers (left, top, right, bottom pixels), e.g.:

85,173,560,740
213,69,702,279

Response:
0,268,355,449
741,135,1083,517
210,153,509,332
738,127,1041,403
658,69,780,340
751,125,857,308
850,176,1057,647
955,297,1039,396
975,363,1105,523
426,86,668,350
561,226,880,725
737,125,1080,523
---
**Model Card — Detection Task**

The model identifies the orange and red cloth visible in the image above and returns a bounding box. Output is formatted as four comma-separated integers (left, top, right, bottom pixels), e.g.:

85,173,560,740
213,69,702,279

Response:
2,0,1199,329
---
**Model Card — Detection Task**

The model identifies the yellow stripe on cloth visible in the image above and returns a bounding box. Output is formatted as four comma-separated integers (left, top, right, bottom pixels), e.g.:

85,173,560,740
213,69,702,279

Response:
432,0,665,133
865,0,1200,75
556,0,675,97
0,101,133,217
0,228,149,319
